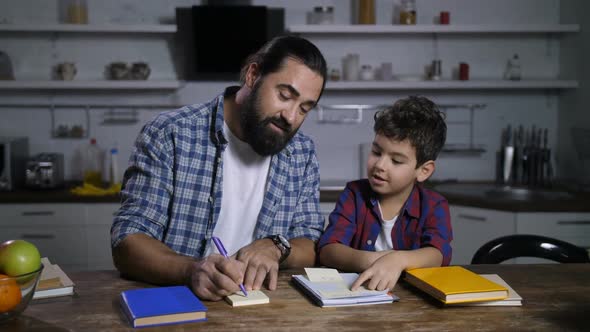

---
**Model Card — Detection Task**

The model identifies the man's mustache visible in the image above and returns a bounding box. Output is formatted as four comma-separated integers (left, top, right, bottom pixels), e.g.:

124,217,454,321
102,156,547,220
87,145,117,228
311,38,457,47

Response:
266,117,292,133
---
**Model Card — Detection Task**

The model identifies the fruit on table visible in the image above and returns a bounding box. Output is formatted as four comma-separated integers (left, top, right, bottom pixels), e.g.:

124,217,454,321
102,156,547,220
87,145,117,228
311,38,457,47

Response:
0,274,22,312
0,240,41,277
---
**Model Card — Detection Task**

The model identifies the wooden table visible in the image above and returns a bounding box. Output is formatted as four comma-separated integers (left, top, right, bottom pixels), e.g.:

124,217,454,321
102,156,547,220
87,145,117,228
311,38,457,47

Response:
3,264,589,331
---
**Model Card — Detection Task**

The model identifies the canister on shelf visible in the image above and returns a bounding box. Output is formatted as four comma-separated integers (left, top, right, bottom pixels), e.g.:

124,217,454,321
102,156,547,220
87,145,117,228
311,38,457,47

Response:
355,0,376,24
399,0,416,25
459,62,469,81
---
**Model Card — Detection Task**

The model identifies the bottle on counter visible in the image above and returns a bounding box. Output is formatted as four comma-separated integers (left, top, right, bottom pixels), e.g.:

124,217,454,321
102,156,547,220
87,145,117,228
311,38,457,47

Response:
80,138,104,187
109,146,120,186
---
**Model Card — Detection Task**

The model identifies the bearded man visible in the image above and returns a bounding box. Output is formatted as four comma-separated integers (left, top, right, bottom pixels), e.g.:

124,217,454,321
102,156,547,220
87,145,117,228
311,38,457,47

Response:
111,35,327,301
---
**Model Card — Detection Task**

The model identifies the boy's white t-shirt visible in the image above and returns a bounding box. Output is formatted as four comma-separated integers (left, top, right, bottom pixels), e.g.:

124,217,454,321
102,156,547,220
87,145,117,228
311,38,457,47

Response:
204,122,271,257
374,201,398,251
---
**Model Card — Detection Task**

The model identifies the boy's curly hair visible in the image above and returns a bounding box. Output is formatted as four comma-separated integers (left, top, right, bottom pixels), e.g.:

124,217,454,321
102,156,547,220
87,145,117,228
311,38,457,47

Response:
373,96,447,167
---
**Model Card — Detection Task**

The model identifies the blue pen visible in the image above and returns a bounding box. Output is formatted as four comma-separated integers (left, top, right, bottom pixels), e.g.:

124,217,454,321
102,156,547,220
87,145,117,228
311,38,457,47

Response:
211,236,248,297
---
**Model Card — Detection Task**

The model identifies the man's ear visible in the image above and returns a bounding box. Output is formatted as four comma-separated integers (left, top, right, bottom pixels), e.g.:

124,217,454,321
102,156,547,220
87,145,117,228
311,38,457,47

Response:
416,160,435,183
244,63,260,88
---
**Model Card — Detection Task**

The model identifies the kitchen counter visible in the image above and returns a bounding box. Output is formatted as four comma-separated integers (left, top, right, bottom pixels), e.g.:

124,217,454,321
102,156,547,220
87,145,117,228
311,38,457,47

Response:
2,182,589,212
320,181,590,213
0,186,121,204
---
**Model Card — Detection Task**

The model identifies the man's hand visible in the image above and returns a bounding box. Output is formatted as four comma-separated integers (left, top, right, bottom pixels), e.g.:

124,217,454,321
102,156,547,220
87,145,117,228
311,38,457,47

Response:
187,253,246,301
235,238,281,291
351,251,408,292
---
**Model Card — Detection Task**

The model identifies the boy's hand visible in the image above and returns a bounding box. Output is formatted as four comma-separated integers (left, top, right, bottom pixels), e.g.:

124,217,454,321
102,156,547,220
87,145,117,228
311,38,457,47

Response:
351,251,408,292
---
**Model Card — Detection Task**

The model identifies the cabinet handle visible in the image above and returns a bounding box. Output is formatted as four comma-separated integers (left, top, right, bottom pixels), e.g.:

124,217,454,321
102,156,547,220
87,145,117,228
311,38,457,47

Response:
557,220,590,225
21,234,56,239
21,211,55,216
457,214,487,222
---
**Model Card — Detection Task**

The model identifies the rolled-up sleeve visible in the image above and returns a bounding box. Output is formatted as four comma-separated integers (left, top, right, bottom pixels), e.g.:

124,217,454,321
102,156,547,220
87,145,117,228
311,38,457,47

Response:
110,121,174,248
420,199,453,266
287,145,324,241
317,186,358,250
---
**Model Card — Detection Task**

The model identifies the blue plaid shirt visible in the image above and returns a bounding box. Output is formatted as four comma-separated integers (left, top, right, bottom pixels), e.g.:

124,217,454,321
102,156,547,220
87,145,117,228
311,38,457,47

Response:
111,87,324,258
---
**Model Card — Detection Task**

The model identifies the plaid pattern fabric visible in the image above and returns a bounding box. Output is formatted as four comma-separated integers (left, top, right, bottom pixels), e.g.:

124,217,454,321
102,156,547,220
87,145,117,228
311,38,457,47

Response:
111,89,324,258
318,180,453,266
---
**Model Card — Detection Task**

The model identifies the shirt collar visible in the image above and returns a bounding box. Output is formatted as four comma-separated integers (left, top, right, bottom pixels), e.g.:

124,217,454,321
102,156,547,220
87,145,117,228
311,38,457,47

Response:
369,183,421,219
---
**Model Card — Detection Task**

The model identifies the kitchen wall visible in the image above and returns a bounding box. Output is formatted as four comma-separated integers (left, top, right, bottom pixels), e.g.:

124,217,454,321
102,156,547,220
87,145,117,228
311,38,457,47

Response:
0,0,579,185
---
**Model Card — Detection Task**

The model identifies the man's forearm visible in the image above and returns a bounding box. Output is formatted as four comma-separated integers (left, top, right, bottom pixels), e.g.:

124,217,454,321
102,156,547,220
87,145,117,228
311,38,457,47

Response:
112,233,196,285
282,237,317,268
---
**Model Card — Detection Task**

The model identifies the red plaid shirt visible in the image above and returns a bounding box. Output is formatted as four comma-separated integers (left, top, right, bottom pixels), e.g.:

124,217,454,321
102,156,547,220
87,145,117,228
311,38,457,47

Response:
318,179,453,266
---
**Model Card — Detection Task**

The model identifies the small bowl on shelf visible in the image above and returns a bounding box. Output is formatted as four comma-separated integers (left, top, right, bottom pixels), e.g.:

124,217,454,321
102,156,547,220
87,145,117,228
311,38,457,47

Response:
0,265,44,324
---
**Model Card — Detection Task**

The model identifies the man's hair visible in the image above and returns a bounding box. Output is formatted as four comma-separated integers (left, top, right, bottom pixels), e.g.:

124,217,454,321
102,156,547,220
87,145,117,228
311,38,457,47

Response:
239,35,327,98
373,96,447,167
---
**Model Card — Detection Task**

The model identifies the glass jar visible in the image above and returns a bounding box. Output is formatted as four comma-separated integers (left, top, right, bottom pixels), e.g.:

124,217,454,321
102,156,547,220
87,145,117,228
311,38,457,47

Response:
399,0,416,25
61,0,88,24
312,6,334,25
357,0,376,25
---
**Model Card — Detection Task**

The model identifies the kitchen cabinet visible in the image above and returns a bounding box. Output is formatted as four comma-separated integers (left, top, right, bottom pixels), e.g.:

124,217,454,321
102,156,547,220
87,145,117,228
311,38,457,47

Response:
0,204,88,271
450,205,590,264
450,205,517,265
86,204,119,270
514,212,590,263
0,203,117,271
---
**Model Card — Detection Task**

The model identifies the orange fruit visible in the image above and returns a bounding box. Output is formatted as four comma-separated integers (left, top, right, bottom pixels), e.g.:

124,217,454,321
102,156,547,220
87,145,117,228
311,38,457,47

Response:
0,274,22,312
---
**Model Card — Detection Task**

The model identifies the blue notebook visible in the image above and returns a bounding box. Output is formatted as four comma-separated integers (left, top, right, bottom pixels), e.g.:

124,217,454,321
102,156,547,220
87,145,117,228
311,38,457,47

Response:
120,286,207,328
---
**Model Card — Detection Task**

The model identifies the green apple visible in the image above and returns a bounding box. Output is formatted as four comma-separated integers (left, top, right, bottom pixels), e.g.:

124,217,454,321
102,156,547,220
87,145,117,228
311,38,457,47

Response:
0,240,41,277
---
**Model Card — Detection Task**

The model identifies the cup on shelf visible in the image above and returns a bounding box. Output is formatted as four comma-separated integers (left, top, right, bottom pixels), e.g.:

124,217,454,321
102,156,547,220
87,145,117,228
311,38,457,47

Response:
379,62,393,81
342,54,360,81
55,62,77,81
106,62,129,80
130,62,151,80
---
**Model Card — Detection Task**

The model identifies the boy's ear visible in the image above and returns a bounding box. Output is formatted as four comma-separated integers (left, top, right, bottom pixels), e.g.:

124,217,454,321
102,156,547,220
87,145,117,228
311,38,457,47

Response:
244,63,260,88
416,160,435,183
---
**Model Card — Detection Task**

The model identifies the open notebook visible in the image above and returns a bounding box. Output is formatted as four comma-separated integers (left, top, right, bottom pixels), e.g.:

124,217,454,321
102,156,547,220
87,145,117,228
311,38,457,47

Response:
292,268,398,307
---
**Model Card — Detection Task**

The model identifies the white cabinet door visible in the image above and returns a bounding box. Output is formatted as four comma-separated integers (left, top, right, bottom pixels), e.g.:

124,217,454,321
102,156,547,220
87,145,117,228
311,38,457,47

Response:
450,205,517,265
0,204,88,271
515,212,590,263
86,203,119,270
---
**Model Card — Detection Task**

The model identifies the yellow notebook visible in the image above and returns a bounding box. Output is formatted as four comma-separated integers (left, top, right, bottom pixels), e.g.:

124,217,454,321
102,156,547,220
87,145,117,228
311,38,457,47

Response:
404,266,509,304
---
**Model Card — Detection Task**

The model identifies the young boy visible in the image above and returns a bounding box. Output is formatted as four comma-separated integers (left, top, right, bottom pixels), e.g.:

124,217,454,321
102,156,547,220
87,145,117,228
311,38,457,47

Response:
318,96,452,292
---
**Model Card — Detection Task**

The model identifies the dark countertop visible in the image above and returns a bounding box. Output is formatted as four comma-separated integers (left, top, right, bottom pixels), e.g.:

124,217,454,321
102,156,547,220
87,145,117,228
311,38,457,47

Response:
2,181,589,212
0,186,121,204
320,181,590,213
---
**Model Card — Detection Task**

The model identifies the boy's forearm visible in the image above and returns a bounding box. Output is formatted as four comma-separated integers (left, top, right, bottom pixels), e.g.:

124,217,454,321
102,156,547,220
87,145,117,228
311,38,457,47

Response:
393,247,443,271
319,243,389,272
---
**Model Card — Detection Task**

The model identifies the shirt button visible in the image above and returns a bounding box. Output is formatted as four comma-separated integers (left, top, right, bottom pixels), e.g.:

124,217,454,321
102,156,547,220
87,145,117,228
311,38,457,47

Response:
367,240,373,245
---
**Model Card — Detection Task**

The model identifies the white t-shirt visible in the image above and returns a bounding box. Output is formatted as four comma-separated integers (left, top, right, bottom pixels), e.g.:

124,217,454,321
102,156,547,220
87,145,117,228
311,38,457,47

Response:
374,201,398,251
204,122,271,257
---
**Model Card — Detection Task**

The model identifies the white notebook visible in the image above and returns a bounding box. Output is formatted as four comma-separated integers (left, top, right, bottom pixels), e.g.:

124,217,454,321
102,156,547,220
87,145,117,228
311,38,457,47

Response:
33,257,75,300
292,268,398,307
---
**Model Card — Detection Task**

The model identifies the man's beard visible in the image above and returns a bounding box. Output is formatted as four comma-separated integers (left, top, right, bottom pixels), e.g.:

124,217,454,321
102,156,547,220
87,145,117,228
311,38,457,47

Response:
239,82,298,156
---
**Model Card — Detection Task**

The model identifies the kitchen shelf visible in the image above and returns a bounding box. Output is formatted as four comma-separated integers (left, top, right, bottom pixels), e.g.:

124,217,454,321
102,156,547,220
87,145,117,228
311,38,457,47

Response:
289,24,580,34
0,80,183,91
0,23,176,33
324,80,578,91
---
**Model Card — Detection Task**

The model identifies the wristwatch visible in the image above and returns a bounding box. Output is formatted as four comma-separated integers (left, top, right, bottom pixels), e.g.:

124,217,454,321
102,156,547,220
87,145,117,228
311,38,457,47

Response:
268,234,291,264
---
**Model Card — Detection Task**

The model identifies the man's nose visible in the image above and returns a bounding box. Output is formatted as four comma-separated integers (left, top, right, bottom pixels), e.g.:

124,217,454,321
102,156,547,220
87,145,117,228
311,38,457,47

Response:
280,105,298,126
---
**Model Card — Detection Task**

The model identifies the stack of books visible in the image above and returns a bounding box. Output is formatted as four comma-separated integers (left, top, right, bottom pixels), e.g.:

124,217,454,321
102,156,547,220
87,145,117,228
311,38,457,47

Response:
33,257,75,300
403,266,522,306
